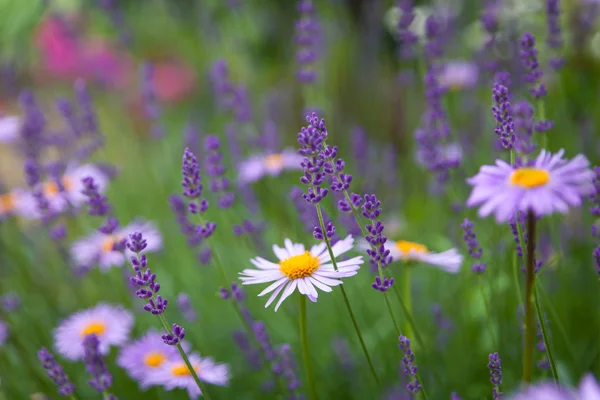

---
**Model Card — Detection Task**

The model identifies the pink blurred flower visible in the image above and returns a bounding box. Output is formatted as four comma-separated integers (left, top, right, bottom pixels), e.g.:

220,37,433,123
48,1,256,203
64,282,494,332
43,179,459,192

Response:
151,60,197,103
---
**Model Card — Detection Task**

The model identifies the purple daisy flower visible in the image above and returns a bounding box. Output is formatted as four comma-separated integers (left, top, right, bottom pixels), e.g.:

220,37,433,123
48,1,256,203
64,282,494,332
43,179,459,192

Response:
70,220,162,270
117,330,190,385
508,373,600,399
237,149,304,184
466,150,595,223
438,60,479,91
53,303,134,360
141,353,229,399
19,163,109,219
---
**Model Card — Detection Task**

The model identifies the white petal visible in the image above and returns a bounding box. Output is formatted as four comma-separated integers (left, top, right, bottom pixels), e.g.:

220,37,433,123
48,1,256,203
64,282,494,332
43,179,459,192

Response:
265,282,287,308
308,276,333,292
274,280,297,311
272,245,289,261
258,277,288,297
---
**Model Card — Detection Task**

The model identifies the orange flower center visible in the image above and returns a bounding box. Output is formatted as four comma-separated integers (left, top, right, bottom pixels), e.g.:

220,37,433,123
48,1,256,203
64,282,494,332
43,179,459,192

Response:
101,235,121,253
264,154,283,169
279,251,320,280
144,352,166,368
43,177,73,198
396,241,428,257
509,168,550,188
0,193,15,212
171,363,200,376
81,321,106,337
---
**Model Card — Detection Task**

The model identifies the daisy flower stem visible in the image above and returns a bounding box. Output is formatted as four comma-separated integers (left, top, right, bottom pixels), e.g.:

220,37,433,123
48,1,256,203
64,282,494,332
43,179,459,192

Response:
157,314,213,400
534,284,560,383
299,294,319,400
522,210,537,383
314,204,381,388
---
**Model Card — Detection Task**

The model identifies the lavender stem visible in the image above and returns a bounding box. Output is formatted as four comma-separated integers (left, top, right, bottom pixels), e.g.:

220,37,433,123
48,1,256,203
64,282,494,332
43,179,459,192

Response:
314,204,381,388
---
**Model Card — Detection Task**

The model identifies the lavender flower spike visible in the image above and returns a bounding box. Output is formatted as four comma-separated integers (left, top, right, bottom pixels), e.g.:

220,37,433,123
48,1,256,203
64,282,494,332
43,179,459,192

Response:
488,352,503,399
38,348,75,396
492,83,515,149
204,135,235,208
295,0,320,84
398,336,421,394
127,232,168,315
83,335,116,397
461,218,486,273
519,33,547,99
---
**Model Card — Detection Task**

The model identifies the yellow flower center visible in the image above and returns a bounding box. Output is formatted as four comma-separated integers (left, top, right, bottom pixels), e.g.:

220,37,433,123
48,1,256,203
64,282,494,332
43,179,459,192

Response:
144,352,166,368
0,193,15,212
509,168,550,188
81,321,106,337
171,363,200,376
43,177,73,198
396,241,428,257
279,251,320,280
264,154,283,169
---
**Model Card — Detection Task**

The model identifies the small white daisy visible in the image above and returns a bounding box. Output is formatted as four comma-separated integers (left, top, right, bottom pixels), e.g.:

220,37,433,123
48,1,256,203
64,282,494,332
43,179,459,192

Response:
360,239,463,273
71,220,162,270
239,235,363,311
237,149,304,184
142,353,229,399
20,163,109,219
53,303,133,360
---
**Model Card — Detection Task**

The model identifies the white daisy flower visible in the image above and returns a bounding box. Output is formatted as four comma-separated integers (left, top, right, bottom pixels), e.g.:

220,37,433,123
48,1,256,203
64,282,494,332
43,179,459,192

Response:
142,353,229,399
239,235,363,311
0,115,22,144
71,220,162,270
360,239,463,273
53,303,133,360
237,149,304,184
20,163,109,219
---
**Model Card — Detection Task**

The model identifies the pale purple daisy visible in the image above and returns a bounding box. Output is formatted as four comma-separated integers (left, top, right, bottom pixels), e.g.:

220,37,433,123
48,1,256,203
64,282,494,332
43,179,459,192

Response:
438,61,479,91
237,149,305,184
508,373,600,399
239,235,363,311
0,115,22,144
0,189,28,218
117,330,189,385
467,150,595,223
142,353,229,399
20,163,109,218
70,220,162,270
359,239,463,273
53,303,134,360
0,319,7,347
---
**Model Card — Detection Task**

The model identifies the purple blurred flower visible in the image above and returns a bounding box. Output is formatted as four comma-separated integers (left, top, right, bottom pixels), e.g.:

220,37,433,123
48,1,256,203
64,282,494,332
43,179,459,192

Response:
546,0,565,70
295,0,320,84
520,33,547,99
397,0,418,59
177,293,197,322
204,135,235,208
140,62,164,138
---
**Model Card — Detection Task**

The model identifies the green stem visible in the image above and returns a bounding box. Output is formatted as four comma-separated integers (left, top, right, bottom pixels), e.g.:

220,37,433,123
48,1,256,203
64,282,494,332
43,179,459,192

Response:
158,315,212,400
537,100,548,150
299,295,318,400
522,211,537,383
512,251,524,308
534,284,559,383
391,283,425,349
69,396,77,400
537,282,577,368
314,205,381,388
478,276,497,349
402,265,414,341
384,292,402,336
